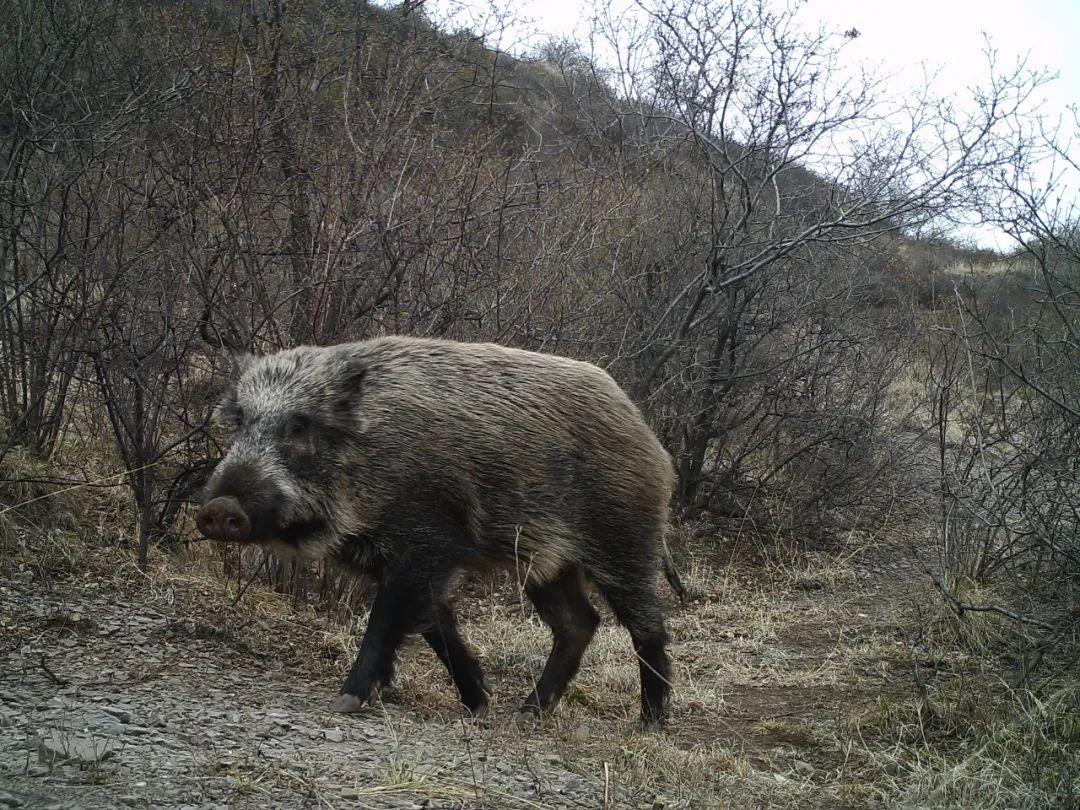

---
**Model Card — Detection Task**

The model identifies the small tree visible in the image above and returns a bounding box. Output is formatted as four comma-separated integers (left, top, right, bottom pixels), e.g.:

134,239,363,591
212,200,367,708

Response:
928,109,1079,683
0,0,124,456
530,0,1046,533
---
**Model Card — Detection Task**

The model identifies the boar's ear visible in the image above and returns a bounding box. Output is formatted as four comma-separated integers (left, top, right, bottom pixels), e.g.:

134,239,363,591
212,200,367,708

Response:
212,385,243,428
230,350,256,376
199,304,253,375
333,358,367,414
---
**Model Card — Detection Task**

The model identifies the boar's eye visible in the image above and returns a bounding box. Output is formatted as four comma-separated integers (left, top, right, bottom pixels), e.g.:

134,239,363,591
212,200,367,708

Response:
216,400,244,429
285,414,309,440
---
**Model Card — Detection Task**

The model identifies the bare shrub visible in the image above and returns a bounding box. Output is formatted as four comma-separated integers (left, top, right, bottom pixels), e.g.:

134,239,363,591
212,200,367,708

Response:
0,0,124,456
923,105,1079,689
0,0,1054,567
530,0,1041,541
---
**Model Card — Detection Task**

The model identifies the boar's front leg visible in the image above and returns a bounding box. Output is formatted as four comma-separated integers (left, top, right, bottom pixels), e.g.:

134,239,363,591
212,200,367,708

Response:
422,602,489,715
424,601,490,714
331,566,436,713
331,494,490,715
331,569,489,715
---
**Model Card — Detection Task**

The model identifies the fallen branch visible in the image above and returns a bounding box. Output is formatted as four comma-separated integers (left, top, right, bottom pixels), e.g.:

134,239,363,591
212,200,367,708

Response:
232,549,273,606
40,656,69,686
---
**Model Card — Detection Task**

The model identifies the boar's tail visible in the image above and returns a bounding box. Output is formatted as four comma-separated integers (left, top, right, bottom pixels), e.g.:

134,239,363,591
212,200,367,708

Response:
661,535,688,603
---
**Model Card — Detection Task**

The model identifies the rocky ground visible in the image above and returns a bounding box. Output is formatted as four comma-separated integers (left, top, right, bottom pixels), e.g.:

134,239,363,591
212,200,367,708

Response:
0,528,937,809
0,578,630,808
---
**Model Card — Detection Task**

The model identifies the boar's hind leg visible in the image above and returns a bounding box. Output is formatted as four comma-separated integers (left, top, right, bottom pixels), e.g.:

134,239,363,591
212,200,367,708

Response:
596,575,671,731
422,603,489,715
520,566,600,717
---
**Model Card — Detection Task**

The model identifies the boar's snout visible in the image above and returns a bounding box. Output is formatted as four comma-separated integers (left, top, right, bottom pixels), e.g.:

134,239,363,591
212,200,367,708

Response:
196,496,251,543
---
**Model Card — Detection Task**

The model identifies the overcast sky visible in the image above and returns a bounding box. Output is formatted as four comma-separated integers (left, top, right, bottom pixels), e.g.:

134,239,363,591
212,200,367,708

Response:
492,0,1078,109
792,0,1077,153
435,0,1079,248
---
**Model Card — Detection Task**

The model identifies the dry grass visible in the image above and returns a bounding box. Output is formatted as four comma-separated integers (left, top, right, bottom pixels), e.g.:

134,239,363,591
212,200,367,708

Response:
847,682,1080,809
0,448,85,578
2,448,1073,808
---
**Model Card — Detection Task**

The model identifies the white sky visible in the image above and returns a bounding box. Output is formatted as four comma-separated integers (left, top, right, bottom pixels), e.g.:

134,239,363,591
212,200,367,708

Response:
435,0,1079,248
491,0,1078,107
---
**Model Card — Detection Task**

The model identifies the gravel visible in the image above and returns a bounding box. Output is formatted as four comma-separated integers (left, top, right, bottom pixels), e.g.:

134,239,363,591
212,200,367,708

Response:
0,578,646,809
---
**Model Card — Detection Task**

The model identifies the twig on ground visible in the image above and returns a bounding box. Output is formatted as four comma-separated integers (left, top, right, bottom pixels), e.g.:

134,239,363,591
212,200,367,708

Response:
232,549,272,606
40,655,69,686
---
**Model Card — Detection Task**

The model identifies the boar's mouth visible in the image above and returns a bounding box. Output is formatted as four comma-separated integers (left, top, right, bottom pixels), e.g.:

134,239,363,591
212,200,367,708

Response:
276,517,330,546
199,462,328,546
196,495,328,546
242,513,329,546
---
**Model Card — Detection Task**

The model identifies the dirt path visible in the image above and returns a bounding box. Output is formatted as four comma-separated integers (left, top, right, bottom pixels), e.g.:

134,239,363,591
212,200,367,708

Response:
0,578,629,809
0,536,929,809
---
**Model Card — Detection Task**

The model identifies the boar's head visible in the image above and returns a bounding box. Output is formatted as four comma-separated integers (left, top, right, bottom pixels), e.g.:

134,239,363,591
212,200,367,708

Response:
196,348,366,554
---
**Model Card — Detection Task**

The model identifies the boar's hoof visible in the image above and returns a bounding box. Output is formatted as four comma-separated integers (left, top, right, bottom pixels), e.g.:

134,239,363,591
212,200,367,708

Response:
512,708,541,731
637,716,665,734
369,684,402,705
330,693,367,714
465,701,489,722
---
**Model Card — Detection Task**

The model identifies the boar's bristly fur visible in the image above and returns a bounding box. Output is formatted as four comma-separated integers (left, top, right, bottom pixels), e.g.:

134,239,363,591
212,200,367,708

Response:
197,336,678,730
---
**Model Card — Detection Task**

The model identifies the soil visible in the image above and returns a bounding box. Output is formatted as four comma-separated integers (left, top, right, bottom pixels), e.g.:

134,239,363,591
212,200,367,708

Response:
0,535,932,809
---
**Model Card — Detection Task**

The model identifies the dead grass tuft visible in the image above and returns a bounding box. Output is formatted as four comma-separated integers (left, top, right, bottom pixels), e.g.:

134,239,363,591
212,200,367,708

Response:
855,680,1080,808
0,448,87,576
6,496,1071,808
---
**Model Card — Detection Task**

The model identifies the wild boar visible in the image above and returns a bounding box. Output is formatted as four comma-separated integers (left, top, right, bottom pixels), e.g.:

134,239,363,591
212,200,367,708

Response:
196,336,682,729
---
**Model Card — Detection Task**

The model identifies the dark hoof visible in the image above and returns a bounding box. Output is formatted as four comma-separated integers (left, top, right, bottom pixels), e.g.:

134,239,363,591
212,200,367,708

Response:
513,707,541,731
464,701,489,722
638,716,665,733
369,684,402,705
330,693,366,714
